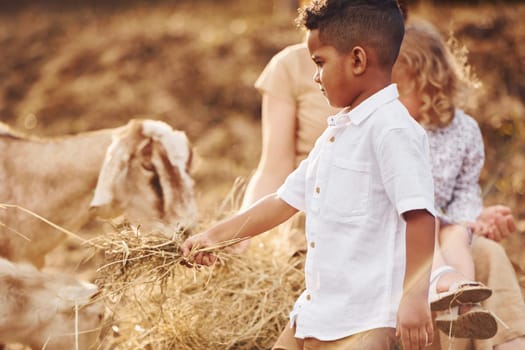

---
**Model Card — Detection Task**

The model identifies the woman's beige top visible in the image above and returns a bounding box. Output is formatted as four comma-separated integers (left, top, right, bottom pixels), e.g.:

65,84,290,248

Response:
254,43,340,166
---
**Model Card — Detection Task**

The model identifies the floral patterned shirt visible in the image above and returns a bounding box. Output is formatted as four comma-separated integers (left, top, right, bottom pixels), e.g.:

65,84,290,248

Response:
429,109,484,223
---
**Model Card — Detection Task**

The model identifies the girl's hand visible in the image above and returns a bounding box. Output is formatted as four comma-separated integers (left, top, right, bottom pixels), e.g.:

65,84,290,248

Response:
474,205,516,241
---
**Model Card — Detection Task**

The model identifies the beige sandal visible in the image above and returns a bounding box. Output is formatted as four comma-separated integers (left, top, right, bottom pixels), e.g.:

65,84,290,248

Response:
435,304,498,339
429,266,492,311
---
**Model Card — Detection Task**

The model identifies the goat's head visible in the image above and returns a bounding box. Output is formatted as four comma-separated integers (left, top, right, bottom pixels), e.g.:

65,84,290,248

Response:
89,119,196,234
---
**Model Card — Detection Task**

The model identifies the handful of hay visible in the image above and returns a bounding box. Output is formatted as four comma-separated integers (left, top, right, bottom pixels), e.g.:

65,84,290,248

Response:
91,224,304,350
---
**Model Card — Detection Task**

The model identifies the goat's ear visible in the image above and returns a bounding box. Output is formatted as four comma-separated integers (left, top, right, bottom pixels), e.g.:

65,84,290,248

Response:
149,141,178,215
90,122,141,212
141,120,191,169
148,139,196,226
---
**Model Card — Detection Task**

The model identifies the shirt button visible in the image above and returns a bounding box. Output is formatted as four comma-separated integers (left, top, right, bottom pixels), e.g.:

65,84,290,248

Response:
315,186,320,194
329,136,335,142
306,294,311,301
310,241,315,248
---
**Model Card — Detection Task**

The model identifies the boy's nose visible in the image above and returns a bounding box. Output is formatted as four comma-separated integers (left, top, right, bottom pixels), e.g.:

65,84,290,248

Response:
313,71,321,84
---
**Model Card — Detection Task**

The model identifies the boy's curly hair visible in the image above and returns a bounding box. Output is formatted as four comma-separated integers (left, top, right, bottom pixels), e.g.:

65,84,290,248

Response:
394,21,482,129
296,0,405,68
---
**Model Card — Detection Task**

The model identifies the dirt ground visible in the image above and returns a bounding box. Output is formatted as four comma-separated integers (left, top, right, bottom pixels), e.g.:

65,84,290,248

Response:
1,0,525,348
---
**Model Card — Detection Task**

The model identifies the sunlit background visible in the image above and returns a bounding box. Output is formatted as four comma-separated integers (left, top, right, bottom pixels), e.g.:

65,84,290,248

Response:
0,0,524,282
1,0,525,348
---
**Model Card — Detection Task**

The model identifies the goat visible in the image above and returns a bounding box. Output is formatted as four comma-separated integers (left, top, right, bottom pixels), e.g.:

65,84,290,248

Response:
0,257,104,349
0,119,196,268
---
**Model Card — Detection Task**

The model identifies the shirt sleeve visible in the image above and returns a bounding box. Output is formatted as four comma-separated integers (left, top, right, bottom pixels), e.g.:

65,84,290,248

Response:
377,127,436,217
443,119,484,222
254,47,296,103
276,157,309,212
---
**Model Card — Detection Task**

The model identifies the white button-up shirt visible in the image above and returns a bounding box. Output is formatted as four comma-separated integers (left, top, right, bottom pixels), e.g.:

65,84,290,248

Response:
277,84,435,341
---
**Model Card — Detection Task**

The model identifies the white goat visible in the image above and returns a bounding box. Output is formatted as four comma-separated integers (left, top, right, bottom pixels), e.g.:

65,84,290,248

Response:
0,257,104,349
0,119,196,268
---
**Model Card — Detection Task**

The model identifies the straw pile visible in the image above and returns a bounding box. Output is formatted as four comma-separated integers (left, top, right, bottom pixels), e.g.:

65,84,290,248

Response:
91,222,305,350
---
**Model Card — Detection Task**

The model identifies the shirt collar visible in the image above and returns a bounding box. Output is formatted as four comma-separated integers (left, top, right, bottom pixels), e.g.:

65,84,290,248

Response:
327,113,349,128
326,84,399,128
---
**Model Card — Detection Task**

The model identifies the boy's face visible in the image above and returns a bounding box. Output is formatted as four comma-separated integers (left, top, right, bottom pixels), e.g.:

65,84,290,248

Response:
307,29,357,108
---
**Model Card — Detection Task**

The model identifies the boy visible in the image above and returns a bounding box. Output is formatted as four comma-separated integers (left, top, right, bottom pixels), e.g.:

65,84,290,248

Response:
181,1,436,349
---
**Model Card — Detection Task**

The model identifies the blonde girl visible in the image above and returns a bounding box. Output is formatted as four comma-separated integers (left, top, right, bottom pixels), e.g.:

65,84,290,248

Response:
393,21,503,342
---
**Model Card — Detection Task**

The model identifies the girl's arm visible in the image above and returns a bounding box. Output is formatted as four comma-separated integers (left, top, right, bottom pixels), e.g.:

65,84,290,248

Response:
241,93,297,208
445,120,484,223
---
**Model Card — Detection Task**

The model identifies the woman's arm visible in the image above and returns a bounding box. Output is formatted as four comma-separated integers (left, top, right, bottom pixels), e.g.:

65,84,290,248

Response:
241,93,297,208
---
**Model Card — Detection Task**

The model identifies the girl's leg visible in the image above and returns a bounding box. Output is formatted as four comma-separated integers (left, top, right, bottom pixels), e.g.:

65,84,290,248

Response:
430,223,472,295
438,224,475,282
430,224,495,342
431,241,466,294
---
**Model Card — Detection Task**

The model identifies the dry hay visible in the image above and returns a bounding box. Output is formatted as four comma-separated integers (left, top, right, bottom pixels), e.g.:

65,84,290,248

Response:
91,222,305,350
0,181,304,349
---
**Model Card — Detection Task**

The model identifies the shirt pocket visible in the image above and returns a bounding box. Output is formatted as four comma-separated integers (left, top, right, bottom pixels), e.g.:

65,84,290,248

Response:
324,157,370,221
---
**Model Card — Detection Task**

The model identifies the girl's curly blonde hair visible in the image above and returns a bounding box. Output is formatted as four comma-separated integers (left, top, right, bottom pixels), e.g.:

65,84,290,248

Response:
394,20,481,129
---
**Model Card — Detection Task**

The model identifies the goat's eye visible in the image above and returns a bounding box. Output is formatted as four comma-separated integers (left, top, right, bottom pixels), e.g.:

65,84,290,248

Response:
138,139,154,172
140,160,155,172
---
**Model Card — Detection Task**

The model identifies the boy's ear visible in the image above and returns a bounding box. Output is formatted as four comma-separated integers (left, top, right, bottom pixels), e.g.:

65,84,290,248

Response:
350,46,367,75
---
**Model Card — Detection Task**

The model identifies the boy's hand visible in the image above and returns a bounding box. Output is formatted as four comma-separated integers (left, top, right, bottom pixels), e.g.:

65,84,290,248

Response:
396,293,433,350
180,232,218,266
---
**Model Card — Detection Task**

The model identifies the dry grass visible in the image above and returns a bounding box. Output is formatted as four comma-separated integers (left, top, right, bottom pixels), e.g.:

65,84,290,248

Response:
87,180,304,350
91,223,304,350
1,182,305,350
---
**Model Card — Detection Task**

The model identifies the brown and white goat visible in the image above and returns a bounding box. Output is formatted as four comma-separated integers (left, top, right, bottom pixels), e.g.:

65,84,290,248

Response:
0,257,104,350
0,119,196,268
